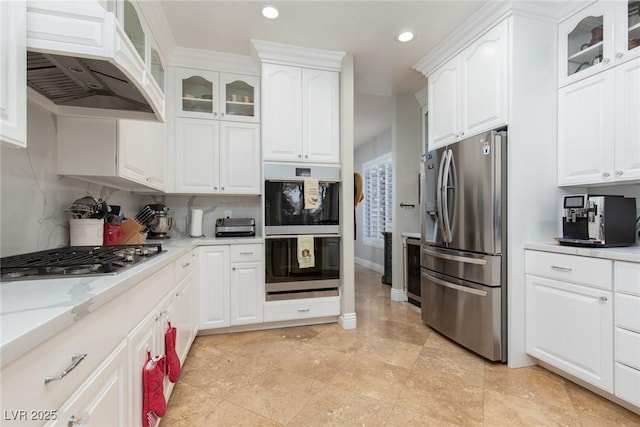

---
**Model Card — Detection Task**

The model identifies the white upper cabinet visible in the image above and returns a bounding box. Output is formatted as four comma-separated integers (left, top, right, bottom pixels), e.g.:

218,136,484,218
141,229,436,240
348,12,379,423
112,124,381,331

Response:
176,68,220,119
175,68,259,123
558,70,615,185
559,0,640,87
220,73,260,123
262,64,303,161
174,118,260,194
459,21,508,139
57,116,166,192
0,1,26,148
302,68,340,163
428,20,508,151
558,56,640,186
262,63,340,163
613,57,640,182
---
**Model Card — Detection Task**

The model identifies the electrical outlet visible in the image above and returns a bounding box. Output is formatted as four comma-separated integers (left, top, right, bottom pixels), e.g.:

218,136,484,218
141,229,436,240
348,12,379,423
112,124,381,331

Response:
224,210,232,218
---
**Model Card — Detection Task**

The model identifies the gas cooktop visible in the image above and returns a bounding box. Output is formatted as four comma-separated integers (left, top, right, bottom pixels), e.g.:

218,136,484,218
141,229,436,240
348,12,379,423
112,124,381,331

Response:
0,244,164,282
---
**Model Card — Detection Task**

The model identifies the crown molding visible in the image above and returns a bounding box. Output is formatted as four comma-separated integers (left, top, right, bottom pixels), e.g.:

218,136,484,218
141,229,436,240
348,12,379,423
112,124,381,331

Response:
413,0,592,78
169,46,259,75
414,86,428,108
250,39,345,71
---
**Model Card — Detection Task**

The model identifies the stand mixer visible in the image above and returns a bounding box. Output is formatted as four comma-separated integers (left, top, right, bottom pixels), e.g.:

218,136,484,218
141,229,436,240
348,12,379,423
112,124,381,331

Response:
146,204,173,239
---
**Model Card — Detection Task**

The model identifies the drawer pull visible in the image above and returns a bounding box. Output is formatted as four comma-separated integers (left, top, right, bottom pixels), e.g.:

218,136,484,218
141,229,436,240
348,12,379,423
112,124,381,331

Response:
599,296,608,303
176,291,184,297
550,265,572,272
44,353,87,384
181,262,191,268
155,310,169,322
297,308,310,312
67,412,89,426
239,252,254,255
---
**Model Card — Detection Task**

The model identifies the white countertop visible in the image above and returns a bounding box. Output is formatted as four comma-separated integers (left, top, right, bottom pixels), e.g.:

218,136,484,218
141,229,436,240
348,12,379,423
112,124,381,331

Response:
401,232,420,239
0,236,263,368
524,241,640,263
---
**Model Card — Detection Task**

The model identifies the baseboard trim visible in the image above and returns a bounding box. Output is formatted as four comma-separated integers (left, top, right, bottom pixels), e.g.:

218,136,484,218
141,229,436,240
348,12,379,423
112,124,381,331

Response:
390,287,407,302
339,312,357,329
354,257,383,273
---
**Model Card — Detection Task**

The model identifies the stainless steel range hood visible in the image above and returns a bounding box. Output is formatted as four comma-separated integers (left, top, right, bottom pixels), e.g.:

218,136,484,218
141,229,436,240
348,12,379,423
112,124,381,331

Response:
26,1,165,121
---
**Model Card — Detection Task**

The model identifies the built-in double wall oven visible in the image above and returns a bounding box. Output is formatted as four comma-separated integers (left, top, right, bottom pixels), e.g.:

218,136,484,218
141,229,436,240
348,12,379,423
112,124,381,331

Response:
264,164,341,301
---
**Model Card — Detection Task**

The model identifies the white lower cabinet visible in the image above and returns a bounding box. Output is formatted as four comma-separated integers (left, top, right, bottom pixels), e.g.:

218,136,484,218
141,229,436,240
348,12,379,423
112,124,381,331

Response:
46,341,129,427
525,250,613,392
199,244,264,330
264,296,341,323
1,252,201,427
614,261,640,407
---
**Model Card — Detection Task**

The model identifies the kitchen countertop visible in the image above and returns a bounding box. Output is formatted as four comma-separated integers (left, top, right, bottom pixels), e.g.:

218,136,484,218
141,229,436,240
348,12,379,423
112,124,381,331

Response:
0,236,263,369
524,241,640,263
401,232,420,239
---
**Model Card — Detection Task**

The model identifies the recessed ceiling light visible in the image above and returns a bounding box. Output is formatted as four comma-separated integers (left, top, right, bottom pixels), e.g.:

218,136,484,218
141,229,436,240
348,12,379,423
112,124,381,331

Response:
262,5,279,19
397,31,414,42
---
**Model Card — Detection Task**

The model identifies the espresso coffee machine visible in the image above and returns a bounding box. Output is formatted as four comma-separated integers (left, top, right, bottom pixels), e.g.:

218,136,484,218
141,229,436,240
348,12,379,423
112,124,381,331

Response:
147,204,172,239
557,194,637,247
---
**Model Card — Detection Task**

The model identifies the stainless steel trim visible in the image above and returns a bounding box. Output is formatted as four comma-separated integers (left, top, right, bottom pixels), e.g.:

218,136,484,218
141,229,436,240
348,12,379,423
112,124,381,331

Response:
265,225,340,236
423,271,488,296
265,233,341,239
266,279,339,293
265,289,339,301
550,265,572,272
423,248,487,265
44,353,87,384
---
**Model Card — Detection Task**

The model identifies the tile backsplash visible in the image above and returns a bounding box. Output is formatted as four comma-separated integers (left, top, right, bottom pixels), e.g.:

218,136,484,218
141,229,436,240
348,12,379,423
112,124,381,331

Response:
0,102,261,257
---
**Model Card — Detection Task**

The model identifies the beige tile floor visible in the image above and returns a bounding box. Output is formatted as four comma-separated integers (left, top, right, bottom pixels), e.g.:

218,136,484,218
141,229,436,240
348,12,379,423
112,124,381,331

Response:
163,265,640,426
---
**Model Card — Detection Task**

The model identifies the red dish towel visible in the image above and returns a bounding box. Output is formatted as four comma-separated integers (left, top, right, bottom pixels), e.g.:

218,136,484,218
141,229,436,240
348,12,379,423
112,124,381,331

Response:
142,351,166,427
165,321,181,383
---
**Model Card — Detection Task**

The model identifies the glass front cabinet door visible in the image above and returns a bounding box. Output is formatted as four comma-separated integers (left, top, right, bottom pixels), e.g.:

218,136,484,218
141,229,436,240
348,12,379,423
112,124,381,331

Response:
219,73,260,123
559,2,615,86
176,69,219,119
615,0,640,61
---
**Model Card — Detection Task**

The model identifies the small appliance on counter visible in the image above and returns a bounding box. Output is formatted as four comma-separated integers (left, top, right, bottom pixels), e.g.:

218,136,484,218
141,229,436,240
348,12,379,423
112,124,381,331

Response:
215,218,256,237
557,194,637,247
146,204,173,240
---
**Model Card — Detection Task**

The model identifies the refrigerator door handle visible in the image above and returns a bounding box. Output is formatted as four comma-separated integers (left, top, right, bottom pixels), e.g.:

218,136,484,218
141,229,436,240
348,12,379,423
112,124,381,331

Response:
436,150,447,241
422,271,488,297
423,248,488,265
441,149,453,242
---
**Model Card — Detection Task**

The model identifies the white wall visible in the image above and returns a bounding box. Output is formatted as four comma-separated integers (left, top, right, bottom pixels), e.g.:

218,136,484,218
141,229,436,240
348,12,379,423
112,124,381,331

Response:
391,93,422,299
353,129,392,271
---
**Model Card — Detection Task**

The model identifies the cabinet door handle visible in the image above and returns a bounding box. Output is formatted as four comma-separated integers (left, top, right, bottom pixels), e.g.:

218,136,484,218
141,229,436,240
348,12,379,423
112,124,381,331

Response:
221,113,225,117
67,412,90,427
615,52,624,59
602,172,610,178
214,186,218,190
176,291,184,297
213,112,218,117
182,262,191,268
221,187,225,190
298,154,302,158
602,57,610,64
550,265,572,272
155,310,169,322
44,353,87,384
615,170,624,176
599,296,608,303
297,308,310,312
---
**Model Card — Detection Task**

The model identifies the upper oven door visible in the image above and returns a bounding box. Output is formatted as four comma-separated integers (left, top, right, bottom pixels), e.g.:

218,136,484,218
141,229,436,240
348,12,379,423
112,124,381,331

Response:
265,181,340,234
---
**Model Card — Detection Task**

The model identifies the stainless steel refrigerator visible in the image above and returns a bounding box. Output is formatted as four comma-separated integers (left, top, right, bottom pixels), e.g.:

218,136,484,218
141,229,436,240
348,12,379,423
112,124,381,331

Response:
420,129,507,362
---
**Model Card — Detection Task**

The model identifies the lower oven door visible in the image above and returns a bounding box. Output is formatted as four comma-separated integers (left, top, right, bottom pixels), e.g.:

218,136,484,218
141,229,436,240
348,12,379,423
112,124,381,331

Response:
421,269,505,362
265,235,340,300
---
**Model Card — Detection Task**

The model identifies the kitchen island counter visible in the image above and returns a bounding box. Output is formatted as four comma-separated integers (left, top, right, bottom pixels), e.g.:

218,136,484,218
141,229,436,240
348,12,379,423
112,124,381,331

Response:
0,237,263,368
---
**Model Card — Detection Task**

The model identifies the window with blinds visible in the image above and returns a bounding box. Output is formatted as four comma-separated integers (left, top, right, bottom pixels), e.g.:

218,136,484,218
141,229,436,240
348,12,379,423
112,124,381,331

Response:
362,152,392,248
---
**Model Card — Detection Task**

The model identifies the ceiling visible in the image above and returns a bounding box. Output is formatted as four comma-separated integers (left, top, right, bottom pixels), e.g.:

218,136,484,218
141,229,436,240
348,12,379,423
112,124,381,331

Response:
160,1,486,147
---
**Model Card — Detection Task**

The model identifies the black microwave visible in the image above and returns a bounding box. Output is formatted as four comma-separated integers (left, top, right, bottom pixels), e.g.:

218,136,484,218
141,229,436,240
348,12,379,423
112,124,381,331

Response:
264,164,340,235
